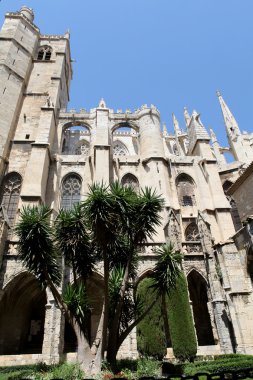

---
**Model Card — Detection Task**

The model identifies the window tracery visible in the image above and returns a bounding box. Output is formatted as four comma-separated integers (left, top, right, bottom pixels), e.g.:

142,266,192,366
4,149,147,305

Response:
37,46,52,61
75,141,90,156
0,172,22,226
121,173,139,191
185,222,200,241
61,174,81,210
113,142,128,156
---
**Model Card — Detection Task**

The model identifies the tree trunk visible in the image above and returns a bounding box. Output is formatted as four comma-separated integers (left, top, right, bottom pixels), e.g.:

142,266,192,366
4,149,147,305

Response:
161,292,171,347
74,323,102,375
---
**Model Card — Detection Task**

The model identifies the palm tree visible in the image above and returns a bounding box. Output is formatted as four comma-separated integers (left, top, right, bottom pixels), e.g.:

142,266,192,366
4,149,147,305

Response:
15,182,182,373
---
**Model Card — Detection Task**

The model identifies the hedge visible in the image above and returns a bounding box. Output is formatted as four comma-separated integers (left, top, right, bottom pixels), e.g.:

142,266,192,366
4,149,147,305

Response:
167,273,197,361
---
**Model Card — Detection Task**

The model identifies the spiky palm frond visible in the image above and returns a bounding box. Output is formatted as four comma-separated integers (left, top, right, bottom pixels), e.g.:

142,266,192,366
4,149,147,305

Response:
108,266,135,333
83,183,118,249
131,187,164,244
151,242,182,295
55,204,95,280
15,206,61,287
63,282,90,329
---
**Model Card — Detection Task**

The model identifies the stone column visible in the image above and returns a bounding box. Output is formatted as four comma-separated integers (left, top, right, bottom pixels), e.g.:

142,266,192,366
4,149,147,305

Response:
42,292,64,364
212,299,234,353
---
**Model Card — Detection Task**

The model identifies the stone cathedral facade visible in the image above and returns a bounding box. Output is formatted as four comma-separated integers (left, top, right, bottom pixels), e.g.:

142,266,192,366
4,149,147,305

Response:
0,6,253,366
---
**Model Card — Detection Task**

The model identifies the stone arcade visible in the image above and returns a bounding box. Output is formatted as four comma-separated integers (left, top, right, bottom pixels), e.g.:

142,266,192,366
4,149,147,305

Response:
0,6,253,366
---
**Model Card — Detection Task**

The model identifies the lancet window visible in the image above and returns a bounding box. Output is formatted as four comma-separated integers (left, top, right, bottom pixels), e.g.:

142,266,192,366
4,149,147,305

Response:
176,173,196,207
185,222,200,241
61,174,81,210
121,173,139,192
37,46,52,61
0,172,22,226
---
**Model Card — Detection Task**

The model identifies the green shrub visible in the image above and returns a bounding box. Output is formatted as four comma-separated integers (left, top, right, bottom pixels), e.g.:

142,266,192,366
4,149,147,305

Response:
137,277,167,359
167,273,197,361
183,354,253,375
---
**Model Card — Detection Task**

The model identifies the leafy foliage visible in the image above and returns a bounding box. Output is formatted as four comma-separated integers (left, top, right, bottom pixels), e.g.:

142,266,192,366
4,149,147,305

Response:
55,204,95,280
15,182,176,371
15,206,61,287
151,243,183,295
63,283,90,329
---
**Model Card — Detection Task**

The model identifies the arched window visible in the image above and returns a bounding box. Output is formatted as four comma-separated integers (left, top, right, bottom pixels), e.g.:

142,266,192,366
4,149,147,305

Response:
176,174,196,207
0,172,22,226
121,173,139,192
61,174,81,210
173,143,179,156
61,125,90,155
185,222,200,241
222,182,242,231
113,141,128,156
37,46,52,61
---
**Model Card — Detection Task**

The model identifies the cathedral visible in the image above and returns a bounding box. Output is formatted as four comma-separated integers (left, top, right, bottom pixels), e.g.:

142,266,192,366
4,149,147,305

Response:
0,6,253,366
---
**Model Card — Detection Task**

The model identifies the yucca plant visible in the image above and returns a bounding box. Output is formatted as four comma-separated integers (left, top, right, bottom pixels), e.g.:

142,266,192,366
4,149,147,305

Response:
15,182,182,373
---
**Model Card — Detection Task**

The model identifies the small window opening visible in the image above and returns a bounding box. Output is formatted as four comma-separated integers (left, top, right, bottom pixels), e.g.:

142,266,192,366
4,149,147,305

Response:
182,195,193,206
37,50,44,60
3,87,6,94
25,134,30,139
45,51,51,61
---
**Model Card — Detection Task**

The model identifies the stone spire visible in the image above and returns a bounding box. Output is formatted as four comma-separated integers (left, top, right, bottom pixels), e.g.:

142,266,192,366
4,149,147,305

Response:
172,113,185,156
184,107,191,127
187,110,210,156
172,113,181,136
163,122,167,136
217,91,241,139
210,128,226,167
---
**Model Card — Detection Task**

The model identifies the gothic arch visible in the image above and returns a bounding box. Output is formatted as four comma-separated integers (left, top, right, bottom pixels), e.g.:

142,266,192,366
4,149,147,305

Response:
0,171,22,226
61,124,91,155
185,222,200,241
37,45,52,61
60,173,82,210
111,121,139,134
113,140,129,156
176,173,196,207
187,269,214,346
135,269,154,287
121,173,139,191
62,121,92,133
0,272,47,355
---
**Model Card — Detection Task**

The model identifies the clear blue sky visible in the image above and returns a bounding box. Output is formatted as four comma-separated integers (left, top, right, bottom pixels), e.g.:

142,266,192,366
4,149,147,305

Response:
1,0,253,148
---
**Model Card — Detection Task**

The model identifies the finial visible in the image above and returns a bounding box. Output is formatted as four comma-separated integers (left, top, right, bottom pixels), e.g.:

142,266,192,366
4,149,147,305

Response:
184,107,191,127
64,29,70,39
98,98,106,108
216,90,221,97
163,123,167,135
172,113,181,134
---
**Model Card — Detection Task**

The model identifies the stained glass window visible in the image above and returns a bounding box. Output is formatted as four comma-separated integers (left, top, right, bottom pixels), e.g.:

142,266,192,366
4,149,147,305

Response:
61,174,81,210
